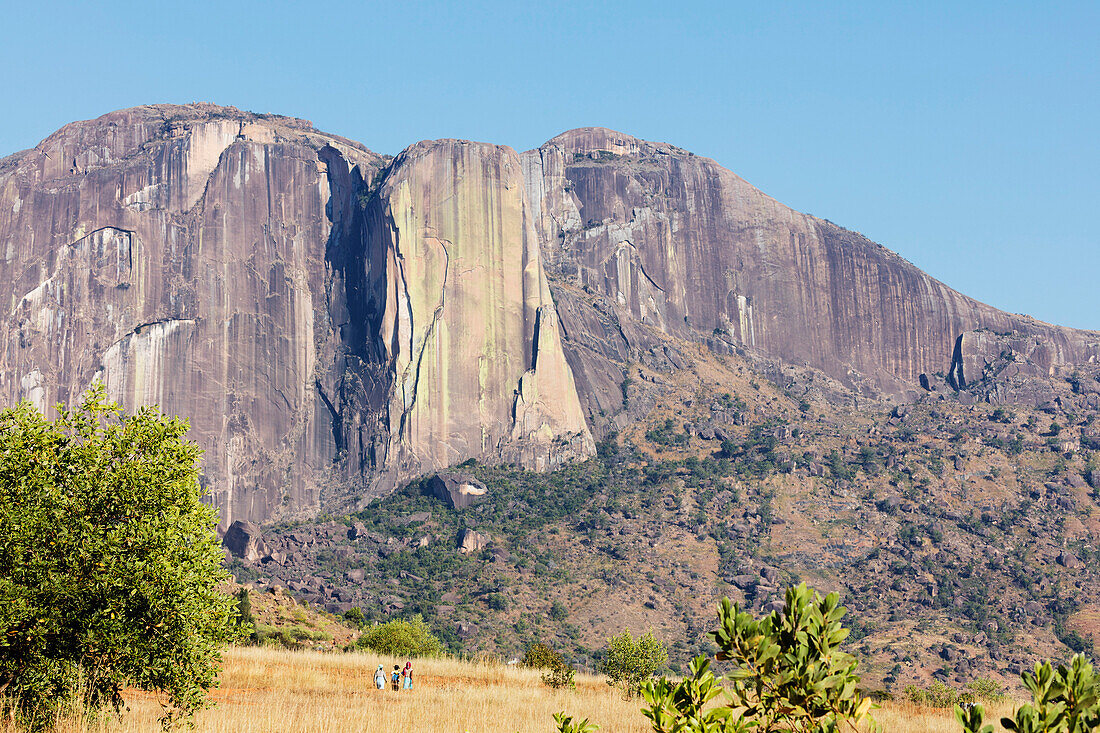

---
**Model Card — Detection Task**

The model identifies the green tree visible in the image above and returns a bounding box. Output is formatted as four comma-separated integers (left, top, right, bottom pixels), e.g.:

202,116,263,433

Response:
959,654,1100,733
355,614,442,657
639,584,876,733
603,629,668,697
0,387,236,730
236,588,255,630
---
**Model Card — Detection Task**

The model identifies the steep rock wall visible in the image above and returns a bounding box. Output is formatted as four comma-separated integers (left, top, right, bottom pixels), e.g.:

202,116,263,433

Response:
0,107,596,525
522,128,1100,397
0,104,385,526
360,139,594,485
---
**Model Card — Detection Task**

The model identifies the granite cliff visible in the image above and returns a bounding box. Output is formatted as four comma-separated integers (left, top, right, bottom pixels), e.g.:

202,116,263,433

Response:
0,106,1095,525
522,128,1099,414
0,104,592,526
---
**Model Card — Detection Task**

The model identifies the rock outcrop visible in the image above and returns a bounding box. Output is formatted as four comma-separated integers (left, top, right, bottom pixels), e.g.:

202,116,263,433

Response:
0,105,594,527
2,108,1097,526
358,139,594,484
0,104,388,526
429,473,488,510
222,519,271,562
521,128,1100,398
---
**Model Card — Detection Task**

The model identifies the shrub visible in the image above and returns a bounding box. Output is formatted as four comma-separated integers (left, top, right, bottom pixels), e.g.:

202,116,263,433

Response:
964,677,1006,705
524,642,576,689
958,654,1100,733
553,711,599,733
906,680,959,708
343,607,366,628
636,584,875,732
355,614,442,657
602,629,668,697
524,642,561,669
0,387,236,730
543,661,577,690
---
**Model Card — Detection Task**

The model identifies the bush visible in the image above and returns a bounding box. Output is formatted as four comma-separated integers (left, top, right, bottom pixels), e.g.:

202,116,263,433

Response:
253,624,332,649
636,584,875,732
524,642,562,669
0,387,236,730
958,654,1099,733
542,661,577,690
906,680,959,708
602,629,668,697
355,614,442,657
343,607,366,627
524,642,576,689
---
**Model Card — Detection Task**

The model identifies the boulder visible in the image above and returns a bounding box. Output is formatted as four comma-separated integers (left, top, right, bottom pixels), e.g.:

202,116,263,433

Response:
431,473,490,509
1057,552,1083,569
457,528,491,554
222,520,271,562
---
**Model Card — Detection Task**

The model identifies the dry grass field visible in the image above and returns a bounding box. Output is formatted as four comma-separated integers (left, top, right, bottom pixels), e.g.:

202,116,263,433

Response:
2,646,1014,732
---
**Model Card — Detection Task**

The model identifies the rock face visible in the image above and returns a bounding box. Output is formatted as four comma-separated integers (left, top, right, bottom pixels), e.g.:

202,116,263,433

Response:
0,105,593,527
429,473,488,510
521,128,1100,398
457,528,490,554
357,139,594,484
222,519,271,562
0,104,388,526
2,108,1098,526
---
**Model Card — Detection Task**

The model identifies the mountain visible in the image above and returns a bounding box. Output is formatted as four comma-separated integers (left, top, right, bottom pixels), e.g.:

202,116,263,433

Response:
0,103,1096,531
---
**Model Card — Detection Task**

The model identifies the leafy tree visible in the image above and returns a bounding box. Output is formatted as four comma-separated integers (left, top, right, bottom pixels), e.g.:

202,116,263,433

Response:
959,654,1100,733
637,584,876,733
343,607,366,628
355,614,442,657
0,387,236,730
603,629,668,697
550,600,569,621
524,642,561,669
524,642,577,689
642,656,735,732
236,588,254,629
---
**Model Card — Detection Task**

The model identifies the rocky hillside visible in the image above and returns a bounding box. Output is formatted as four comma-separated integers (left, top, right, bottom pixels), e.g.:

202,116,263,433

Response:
1,102,1097,534
225,330,1100,689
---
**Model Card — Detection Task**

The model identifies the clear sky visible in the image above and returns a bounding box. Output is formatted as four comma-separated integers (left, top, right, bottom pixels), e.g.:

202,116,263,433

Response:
2,1,1096,329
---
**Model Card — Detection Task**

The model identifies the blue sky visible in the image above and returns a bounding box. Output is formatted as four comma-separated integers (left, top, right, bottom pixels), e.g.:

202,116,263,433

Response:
2,1,1096,329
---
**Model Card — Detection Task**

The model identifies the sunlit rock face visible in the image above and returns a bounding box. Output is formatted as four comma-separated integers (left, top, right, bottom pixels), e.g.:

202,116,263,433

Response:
0,106,594,526
522,128,1100,398
0,104,386,526
360,139,594,486
3,108,1097,526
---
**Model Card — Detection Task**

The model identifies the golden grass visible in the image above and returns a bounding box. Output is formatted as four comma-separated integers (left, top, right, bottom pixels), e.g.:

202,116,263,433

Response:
2,646,1014,732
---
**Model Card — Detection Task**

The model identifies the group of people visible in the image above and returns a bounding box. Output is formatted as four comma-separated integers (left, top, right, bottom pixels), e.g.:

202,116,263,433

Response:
374,661,414,691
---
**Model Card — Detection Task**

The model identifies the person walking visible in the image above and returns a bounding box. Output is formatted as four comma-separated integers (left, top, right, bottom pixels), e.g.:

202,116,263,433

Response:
390,664,401,691
402,661,413,690
373,664,386,690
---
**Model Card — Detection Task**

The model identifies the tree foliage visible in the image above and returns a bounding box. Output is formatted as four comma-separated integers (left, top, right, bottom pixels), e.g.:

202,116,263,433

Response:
0,387,236,730
603,629,669,697
354,614,442,657
959,654,1100,733
639,584,875,733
